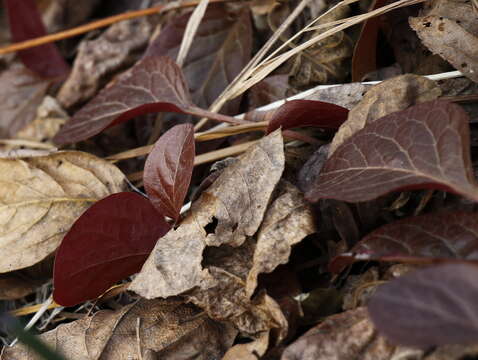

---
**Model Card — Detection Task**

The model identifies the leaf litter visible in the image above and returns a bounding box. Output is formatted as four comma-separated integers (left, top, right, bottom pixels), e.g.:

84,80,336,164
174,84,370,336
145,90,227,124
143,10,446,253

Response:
2,0,478,358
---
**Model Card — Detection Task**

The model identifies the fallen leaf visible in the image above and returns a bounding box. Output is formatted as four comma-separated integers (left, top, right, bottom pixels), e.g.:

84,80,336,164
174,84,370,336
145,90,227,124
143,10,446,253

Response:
147,4,252,115
244,100,348,134
410,1,478,83
4,0,69,78
0,62,51,138
250,0,278,15
368,264,478,347
245,182,315,297
53,192,170,306
0,151,126,273
248,75,289,109
57,17,154,109
144,124,195,222
2,299,237,359
222,331,269,360
131,131,287,335
306,100,478,203
329,74,442,155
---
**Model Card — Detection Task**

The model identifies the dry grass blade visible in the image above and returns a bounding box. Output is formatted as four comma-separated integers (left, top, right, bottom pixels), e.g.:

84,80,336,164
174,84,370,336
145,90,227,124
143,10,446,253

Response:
0,0,230,56
176,0,210,67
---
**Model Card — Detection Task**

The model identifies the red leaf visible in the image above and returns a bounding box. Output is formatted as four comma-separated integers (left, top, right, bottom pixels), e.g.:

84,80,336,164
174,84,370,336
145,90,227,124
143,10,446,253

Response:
258,100,349,134
147,4,252,115
368,264,478,347
351,0,386,81
329,211,478,273
306,100,478,203
144,124,195,222
4,0,70,79
53,192,170,306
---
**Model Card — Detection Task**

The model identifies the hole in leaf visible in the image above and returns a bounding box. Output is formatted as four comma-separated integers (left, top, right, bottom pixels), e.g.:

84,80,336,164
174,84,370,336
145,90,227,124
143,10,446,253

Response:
204,216,218,235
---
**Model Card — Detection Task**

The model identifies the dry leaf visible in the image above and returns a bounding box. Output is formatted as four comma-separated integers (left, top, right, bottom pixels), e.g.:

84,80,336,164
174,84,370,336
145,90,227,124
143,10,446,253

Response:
329,74,442,155
222,331,269,359
245,182,315,297
2,299,237,360
250,0,278,15
0,151,126,273
410,0,478,83
131,131,288,335
57,17,154,109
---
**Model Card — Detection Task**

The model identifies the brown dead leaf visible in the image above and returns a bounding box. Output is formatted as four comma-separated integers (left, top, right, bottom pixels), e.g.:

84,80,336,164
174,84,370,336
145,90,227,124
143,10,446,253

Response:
290,4,353,89
2,298,237,360
250,0,278,15
57,17,154,109
222,331,270,360
329,74,442,155
410,0,478,83
246,182,315,298
131,131,288,335
0,62,50,138
0,151,126,273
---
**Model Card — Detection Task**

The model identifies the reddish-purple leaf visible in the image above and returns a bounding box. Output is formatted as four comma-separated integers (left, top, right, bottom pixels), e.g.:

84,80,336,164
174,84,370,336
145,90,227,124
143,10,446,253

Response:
248,100,348,134
53,192,170,306
4,0,70,79
329,211,478,273
306,100,478,203
368,264,478,347
144,124,195,222
147,4,252,115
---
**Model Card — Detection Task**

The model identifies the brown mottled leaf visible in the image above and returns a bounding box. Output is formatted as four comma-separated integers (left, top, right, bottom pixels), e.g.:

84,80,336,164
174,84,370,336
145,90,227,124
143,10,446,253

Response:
131,131,286,335
306,100,478,203
329,74,442,155
410,1,478,83
0,62,51,138
147,4,252,115
0,151,126,273
368,264,478,347
144,124,195,222
2,299,237,360
57,17,154,109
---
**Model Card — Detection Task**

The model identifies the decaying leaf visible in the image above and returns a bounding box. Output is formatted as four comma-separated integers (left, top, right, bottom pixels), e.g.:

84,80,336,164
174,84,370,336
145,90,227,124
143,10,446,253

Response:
369,264,478,347
0,151,126,273
131,131,289,335
148,4,253,115
410,0,478,83
53,192,171,306
307,101,478,203
57,17,154,109
0,62,51,138
246,182,315,297
2,299,237,360
144,124,195,223
222,331,269,359
329,74,442,155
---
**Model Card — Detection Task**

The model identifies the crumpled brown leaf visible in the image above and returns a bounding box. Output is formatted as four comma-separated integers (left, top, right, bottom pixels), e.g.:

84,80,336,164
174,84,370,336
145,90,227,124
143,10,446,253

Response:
0,151,126,273
280,307,478,360
132,131,303,336
222,331,270,360
57,17,154,109
410,0,478,83
329,74,442,155
290,4,353,89
2,299,237,360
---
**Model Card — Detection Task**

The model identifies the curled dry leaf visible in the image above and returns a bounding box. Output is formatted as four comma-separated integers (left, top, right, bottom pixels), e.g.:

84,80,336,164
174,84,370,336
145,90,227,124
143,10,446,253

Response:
2,299,237,360
53,56,194,145
0,151,126,273
244,99,348,134
0,62,51,138
306,101,478,203
57,17,154,109
144,124,195,223
331,211,478,273
148,4,252,115
53,192,170,306
131,131,288,335
329,74,442,155
410,0,478,83
4,0,69,79
368,264,478,347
